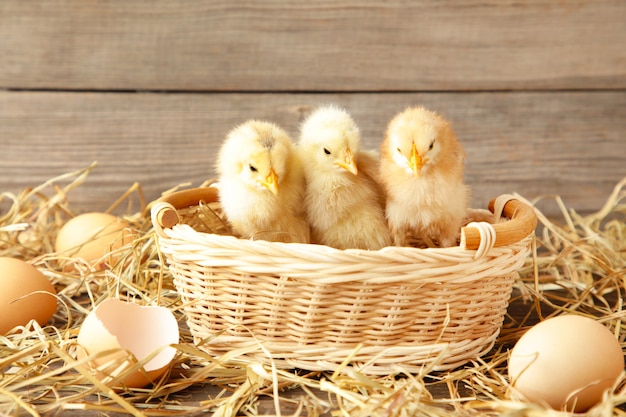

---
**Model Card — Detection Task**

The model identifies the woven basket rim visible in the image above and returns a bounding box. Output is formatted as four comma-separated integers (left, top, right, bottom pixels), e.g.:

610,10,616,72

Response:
157,222,531,284
151,187,538,254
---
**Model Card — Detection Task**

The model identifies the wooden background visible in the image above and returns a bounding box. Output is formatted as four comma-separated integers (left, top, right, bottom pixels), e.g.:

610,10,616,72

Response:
1,0,625,218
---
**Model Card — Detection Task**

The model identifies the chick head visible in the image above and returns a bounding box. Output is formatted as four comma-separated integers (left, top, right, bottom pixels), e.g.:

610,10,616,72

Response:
299,105,360,175
384,106,452,177
217,120,293,195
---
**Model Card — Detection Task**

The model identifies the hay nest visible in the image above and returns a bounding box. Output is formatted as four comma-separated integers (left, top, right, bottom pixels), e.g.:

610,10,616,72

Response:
0,162,624,416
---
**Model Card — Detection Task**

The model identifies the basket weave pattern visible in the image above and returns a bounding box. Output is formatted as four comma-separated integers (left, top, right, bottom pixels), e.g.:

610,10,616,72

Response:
152,190,535,374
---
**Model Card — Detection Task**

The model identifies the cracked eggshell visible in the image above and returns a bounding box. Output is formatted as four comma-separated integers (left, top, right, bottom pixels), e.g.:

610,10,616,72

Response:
55,212,135,270
509,314,624,413
0,257,57,334
77,298,179,388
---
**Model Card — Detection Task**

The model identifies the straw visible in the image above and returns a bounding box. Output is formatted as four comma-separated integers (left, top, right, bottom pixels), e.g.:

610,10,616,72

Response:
0,164,624,416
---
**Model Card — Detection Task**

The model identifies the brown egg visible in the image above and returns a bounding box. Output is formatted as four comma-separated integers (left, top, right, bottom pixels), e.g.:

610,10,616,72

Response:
509,314,624,412
0,257,57,334
55,212,135,270
76,298,179,388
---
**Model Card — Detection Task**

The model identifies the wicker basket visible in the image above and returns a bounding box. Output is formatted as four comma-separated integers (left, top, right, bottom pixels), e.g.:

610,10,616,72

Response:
151,187,536,374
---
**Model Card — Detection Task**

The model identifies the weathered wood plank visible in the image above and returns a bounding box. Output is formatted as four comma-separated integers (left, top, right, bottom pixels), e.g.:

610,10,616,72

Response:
1,91,624,218
0,0,624,91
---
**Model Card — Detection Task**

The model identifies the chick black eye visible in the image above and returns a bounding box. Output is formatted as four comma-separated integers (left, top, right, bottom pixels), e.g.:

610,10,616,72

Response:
323,148,331,155
429,141,435,150
396,147,402,153
249,164,258,172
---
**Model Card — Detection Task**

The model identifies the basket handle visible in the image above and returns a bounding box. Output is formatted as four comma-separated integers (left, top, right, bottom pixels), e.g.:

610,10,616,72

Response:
151,187,219,235
461,196,537,250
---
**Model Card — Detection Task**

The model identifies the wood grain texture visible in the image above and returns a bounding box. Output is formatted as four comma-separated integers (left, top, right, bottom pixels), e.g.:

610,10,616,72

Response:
0,0,624,91
2,91,624,217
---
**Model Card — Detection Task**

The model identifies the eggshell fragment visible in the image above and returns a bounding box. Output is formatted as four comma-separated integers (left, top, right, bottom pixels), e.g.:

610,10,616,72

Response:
77,298,179,388
509,314,624,412
0,257,57,334
55,212,135,270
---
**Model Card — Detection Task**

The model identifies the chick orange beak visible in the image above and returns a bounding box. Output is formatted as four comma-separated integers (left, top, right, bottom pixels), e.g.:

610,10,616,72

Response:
261,168,279,195
409,143,424,176
336,148,358,175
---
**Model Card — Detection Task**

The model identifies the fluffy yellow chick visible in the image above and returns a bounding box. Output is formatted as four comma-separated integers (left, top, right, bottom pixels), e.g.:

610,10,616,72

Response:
379,106,469,247
298,105,391,250
216,120,310,243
